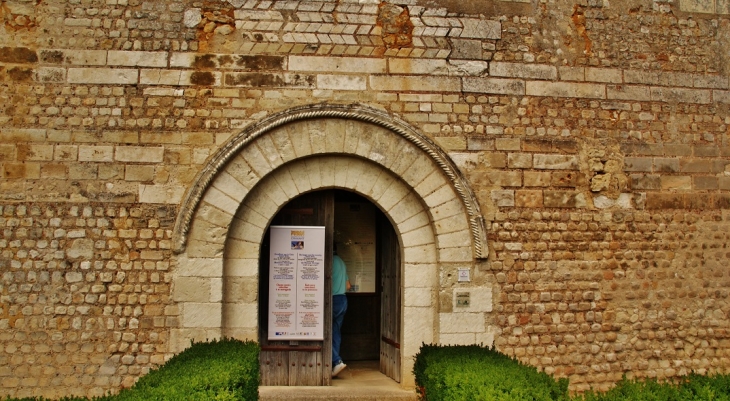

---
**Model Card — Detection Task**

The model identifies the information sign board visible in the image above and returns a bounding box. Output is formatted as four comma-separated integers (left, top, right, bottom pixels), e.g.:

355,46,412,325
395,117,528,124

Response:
268,226,326,341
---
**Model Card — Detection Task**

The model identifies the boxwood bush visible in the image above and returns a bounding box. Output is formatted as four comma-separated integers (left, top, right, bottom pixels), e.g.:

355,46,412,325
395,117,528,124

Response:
576,373,730,401
413,343,569,401
4,338,259,401
414,343,730,401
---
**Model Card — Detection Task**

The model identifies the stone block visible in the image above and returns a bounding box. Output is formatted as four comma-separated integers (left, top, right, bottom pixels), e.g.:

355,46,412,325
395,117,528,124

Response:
138,185,185,204
18,144,53,161
491,190,515,207
173,277,210,302
543,191,587,208
720,177,730,190
0,47,38,63
533,154,579,170
436,230,471,249
181,303,222,328
224,72,314,88
176,256,224,278
486,171,522,187
290,55,386,73
35,67,66,82
654,158,680,172
651,87,711,104
404,263,437,288
630,174,660,190
316,74,366,90
79,145,114,163
507,153,532,168
3,162,40,179
715,90,730,104
389,58,448,75
124,165,155,182
107,51,168,67
551,171,583,187
402,225,436,247
607,85,651,101
559,66,584,81
458,18,501,40
679,0,714,13
694,145,720,157
524,171,551,187
660,176,691,190
224,258,258,277
449,39,483,60
646,193,686,209
439,333,476,345
440,312,485,333
462,77,525,95
223,303,257,328
402,307,434,355
403,244,438,264
694,75,728,89
476,329,496,347
527,81,605,99
67,68,138,84
405,287,433,307
452,287,492,312
115,146,164,163
515,190,543,207
490,62,556,80
585,67,623,83
495,138,520,150
435,137,466,151
370,76,460,92
624,157,653,172
693,176,718,190
64,50,107,66
680,159,714,173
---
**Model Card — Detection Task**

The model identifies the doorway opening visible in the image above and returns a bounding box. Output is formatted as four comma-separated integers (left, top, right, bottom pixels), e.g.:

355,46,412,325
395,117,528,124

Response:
257,189,401,386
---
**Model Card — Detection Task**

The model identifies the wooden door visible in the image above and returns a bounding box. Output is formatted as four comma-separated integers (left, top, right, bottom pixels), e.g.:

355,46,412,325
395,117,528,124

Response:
379,215,401,382
259,191,334,386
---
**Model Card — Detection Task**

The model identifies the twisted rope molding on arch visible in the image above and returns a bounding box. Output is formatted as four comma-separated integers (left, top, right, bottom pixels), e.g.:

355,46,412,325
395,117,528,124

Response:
172,103,489,259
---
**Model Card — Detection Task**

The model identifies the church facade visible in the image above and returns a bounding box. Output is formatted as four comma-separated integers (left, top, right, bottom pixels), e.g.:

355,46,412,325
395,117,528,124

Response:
1,0,730,398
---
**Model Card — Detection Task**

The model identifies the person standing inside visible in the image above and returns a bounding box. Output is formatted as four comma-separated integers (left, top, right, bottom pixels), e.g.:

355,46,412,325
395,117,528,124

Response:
331,243,350,377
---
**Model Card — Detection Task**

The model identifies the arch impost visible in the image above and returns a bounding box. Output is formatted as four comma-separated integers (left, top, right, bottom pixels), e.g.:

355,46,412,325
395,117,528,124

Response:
172,103,488,259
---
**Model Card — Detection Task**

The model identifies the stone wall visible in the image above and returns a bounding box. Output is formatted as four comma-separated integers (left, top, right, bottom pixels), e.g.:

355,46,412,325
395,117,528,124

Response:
1,0,730,397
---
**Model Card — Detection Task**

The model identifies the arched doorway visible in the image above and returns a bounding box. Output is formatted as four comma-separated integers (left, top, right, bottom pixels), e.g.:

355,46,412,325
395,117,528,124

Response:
257,189,401,385
170,103,488,388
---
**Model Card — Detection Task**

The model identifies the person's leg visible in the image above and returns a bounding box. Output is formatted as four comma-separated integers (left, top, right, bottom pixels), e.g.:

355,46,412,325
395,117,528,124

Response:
332,295,347,369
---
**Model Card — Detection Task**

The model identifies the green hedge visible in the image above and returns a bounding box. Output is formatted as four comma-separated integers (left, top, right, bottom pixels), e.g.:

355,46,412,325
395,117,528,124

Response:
413,344,569,401
414,344,730,401
576,373,730,401
5,338,259,401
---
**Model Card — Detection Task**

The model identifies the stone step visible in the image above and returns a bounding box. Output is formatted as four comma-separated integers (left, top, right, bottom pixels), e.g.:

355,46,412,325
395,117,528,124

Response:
259,385,417,401
258,361,417,401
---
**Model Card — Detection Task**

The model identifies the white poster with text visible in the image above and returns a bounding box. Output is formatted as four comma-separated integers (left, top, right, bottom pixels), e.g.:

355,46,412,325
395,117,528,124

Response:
268,226,325,341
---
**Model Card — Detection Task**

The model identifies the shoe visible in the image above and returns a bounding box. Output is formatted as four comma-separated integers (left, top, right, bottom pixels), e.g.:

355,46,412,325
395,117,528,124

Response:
332,362,347,377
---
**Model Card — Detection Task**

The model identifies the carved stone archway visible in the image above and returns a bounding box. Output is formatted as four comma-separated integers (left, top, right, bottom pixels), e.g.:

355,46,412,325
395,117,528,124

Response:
168,103,487,387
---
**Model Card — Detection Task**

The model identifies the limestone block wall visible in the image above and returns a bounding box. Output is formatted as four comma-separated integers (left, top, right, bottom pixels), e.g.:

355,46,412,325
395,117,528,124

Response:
1,0,730,397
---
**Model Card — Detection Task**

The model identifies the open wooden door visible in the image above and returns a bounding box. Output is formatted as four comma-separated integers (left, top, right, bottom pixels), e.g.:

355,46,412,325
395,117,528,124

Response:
259,191,334,386
379,215,401,382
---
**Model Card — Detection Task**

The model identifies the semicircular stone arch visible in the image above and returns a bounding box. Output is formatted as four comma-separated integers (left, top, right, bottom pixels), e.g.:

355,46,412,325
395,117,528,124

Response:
169,103,487,387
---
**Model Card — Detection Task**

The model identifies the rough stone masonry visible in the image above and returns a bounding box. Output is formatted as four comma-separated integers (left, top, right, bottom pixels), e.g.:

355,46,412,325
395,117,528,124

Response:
1,0,730,397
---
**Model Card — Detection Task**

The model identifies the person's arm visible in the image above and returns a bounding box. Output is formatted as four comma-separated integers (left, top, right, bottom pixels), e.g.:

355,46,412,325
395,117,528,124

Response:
346,280,351,291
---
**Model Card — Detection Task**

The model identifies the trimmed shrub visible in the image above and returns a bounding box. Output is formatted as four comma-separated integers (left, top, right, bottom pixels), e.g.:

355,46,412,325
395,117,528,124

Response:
577,373,730,401
4,338,259,401
413,344,569,401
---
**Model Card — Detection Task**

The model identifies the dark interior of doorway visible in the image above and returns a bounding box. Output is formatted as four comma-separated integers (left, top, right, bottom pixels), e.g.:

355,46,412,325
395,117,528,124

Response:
335,190,382,362
258,190,387,364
